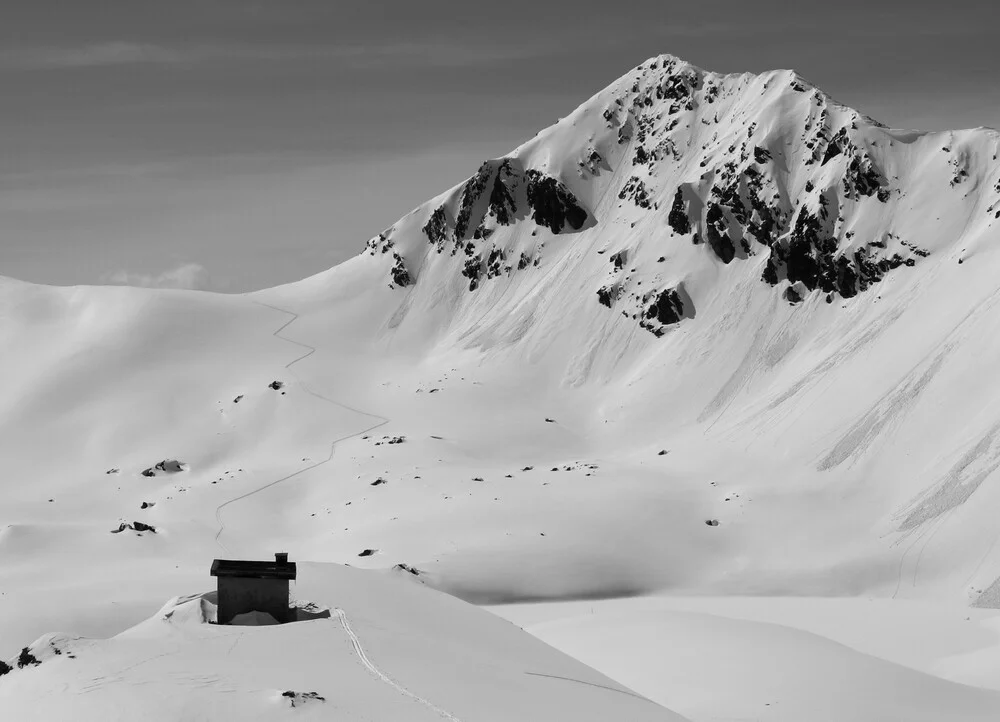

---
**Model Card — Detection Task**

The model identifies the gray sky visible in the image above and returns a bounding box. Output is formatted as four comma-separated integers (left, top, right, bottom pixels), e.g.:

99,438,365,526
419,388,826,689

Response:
2,0,998,292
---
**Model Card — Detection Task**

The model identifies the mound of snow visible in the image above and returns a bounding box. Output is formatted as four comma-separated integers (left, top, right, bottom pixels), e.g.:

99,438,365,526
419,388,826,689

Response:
0,563,683,721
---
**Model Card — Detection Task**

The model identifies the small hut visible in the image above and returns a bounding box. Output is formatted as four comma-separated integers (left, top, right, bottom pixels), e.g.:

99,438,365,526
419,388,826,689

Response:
210,552,297,624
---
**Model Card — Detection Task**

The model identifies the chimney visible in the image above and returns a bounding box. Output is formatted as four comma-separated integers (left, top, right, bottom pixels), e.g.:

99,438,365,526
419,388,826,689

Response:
275,552,289,565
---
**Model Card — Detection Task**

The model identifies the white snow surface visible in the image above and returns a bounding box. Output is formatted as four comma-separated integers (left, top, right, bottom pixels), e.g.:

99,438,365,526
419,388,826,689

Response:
4,53,1000,718
0,563,678,720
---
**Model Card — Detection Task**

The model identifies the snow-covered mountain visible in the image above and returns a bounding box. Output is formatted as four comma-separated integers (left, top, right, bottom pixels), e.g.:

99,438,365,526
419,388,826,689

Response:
4,53,1000,718
317,52,1000,603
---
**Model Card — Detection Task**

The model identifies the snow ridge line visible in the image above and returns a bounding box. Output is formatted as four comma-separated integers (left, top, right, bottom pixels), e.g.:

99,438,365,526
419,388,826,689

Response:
213,301,390,552
333,608,463,722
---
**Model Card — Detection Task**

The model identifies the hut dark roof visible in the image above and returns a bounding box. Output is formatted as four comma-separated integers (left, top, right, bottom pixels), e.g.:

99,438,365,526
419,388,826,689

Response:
211,555,296,580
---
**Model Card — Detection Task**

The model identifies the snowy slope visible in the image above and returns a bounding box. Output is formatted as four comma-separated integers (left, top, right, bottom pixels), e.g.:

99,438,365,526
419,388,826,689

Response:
494,597,1000,722
0,563,682,721
3,52,1000,719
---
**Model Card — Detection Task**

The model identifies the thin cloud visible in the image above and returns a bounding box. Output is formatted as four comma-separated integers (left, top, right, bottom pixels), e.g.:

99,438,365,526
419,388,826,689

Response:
0,42,186,70
0,40,551,71
102,263,211,291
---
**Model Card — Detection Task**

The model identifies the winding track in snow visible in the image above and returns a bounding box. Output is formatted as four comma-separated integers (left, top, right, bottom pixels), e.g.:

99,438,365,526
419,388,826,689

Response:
214,301,389,552
333,608,463,721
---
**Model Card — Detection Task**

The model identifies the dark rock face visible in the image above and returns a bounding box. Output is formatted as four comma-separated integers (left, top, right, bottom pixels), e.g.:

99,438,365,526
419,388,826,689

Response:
423,206,450,251
269,380,284,391
637,286,690,336
390,253,412,287
761,205,922,300
617,120,633,144
668,187,691,234
393,563,421,576
753,146,772,163
844,154,888,201
17,648,40,669
486,247,506,279
455,162,494,240
462,256,482,291
0,659,10,676
517,252,531,270
596,284,620,307
358,549,377,557
783,285,804,304
651,137,679,163
524,170,588,233
644,288,685,326
821,128,846,165
703,203,737,263
655,69,700,107
581,148,604,175
610,249,628,271
619,176,652,209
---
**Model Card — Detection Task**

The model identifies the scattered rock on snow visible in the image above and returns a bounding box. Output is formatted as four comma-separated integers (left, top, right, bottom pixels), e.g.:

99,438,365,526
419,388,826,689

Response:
268,380,284,391
281,691,326,708
111,521,157,534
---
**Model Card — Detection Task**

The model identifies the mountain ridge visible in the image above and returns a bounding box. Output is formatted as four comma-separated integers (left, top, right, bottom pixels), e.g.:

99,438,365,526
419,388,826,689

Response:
349,52,998,370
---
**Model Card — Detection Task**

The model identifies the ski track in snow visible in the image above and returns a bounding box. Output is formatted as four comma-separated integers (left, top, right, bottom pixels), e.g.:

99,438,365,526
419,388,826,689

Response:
333,608,463,722
523,672,658,704
214,301,390,553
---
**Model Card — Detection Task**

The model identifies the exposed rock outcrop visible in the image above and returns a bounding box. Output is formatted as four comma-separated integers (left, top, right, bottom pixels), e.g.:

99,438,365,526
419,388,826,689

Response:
389,253,412,287
667,187,691,234
422,206,450,251
524,170,588,233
